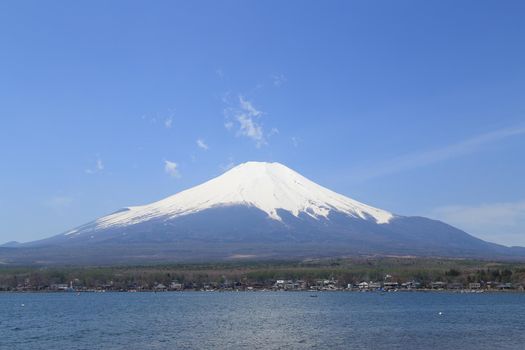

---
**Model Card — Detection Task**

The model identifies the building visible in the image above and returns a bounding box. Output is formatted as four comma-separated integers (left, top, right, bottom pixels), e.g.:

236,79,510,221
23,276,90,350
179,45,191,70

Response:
169,282,183,290
383,282,399,291
154,283,167,291
368,282,382,290
431,281,447,289
358,282,369,290
401,281,421,289
468,283,481,290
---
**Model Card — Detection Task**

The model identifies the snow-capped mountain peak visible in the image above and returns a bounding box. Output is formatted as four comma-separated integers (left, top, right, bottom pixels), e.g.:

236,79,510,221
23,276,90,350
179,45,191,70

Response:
18,161,523,265
68,161,393,234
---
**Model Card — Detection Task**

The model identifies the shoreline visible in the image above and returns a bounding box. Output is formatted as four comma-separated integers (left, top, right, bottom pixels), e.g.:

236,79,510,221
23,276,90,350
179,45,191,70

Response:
1,289,524,294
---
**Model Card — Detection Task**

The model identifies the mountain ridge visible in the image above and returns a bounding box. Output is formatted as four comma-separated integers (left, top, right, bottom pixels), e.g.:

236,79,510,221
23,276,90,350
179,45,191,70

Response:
66,161,394,237
1,161,524,265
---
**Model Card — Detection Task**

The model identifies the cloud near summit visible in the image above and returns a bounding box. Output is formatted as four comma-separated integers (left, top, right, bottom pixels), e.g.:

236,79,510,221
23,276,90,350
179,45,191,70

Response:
164,160,180,178
224,96,267,148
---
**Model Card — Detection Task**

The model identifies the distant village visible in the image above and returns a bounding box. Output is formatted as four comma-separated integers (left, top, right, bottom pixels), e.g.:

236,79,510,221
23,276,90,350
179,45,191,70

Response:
2,257,525,294
3,274,523,293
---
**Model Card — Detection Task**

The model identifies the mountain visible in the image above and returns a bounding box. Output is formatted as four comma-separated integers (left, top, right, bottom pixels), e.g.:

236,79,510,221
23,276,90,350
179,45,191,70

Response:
1,161,523,265
0,241,22,248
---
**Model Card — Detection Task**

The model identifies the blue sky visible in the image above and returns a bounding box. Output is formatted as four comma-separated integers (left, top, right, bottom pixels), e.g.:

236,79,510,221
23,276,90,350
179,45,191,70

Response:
1,1,524,246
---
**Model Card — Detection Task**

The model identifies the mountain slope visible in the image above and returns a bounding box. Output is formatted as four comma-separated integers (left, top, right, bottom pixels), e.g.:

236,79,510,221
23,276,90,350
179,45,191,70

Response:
64,161,393,237
2,161,523,265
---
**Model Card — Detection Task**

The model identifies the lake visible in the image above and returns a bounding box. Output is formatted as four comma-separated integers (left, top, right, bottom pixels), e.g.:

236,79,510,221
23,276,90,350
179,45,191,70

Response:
1,292,525,349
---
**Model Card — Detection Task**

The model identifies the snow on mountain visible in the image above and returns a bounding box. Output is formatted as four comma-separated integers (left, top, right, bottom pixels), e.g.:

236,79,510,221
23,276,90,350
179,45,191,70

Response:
8,161,525,265
67,161,394,235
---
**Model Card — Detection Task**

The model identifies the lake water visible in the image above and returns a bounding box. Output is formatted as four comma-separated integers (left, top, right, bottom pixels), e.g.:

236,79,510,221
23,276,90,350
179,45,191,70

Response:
1,292,525,349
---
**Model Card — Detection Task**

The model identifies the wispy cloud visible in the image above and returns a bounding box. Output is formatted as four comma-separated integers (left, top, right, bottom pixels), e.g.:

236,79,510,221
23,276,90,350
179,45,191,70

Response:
85,157,104,174
272,73,287,87
220,91,231,104
350,125,525,182
164,117,173,129
164,160,181,178
224,96,267,147
224,121,234,130
239,96,262,117
141,109,175,128
141,114,157,124
237,114,264,145
291,136,300,148
196,138,209,150
268,128,279,138
431,200,525,246
141,114,153,122
45,196,73,214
